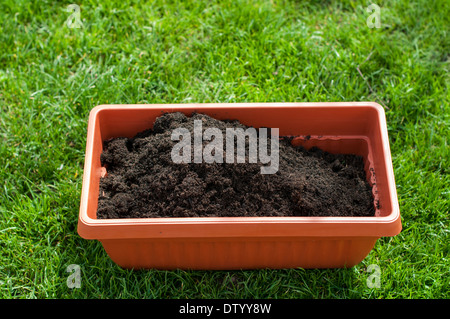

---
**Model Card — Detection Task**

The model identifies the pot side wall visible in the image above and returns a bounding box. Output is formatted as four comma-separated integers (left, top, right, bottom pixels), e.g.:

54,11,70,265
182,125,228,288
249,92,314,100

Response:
101,237,378,270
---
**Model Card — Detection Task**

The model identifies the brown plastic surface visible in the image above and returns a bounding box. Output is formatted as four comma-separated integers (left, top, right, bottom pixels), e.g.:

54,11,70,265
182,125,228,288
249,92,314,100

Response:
78,102,401,269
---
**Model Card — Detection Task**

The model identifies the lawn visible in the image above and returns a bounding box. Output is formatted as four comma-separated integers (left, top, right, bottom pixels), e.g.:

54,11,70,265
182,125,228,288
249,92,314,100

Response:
0,0,448,299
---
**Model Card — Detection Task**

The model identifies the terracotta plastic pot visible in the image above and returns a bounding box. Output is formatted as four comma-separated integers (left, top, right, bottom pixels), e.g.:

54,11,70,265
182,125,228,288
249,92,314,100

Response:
78,102,401,270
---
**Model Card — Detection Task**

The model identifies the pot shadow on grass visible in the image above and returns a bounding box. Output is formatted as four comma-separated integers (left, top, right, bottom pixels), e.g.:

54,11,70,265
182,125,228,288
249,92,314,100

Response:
127,267,365,299
194,268,363,299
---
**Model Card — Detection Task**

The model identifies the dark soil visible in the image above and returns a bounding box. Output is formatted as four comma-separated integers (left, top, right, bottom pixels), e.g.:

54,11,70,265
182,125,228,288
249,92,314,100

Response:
97,112,375,218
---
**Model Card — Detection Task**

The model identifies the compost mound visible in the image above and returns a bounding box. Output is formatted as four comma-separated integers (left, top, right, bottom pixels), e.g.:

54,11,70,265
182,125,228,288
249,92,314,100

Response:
97,112,375,218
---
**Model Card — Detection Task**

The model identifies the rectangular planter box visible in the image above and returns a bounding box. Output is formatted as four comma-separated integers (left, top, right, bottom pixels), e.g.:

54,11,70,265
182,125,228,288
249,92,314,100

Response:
77,102,401,270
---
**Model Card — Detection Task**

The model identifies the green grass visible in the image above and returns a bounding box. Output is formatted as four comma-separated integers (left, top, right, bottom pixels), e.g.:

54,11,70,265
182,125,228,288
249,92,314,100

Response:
0,0,448,299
